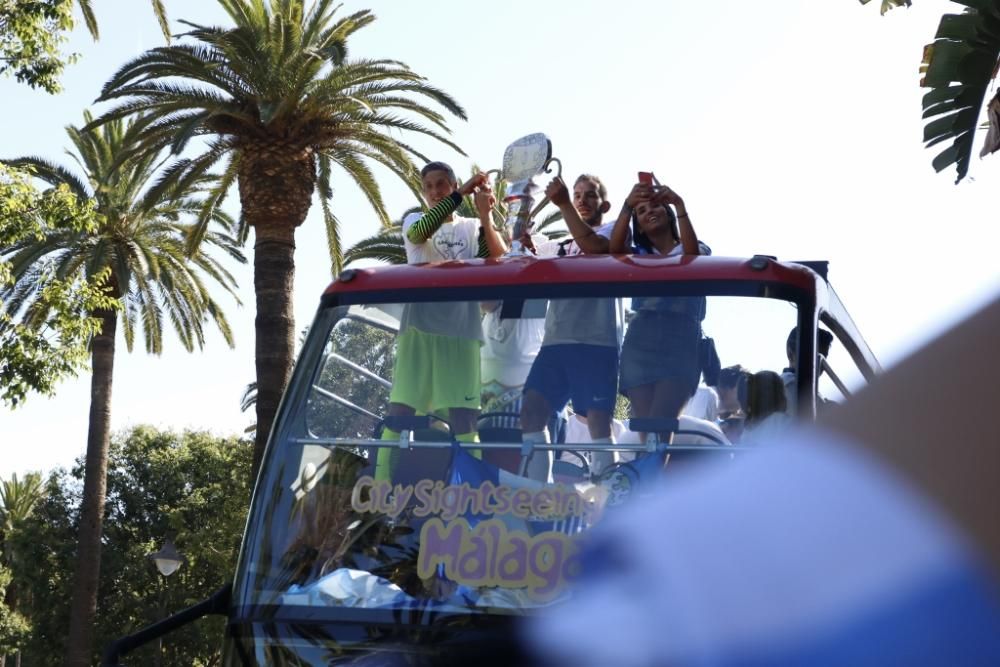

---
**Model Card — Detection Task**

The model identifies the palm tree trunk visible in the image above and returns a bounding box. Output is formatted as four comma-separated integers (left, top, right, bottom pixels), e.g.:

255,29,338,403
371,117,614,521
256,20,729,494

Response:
64,308,117,667
252,225,296,480
240,145,315,483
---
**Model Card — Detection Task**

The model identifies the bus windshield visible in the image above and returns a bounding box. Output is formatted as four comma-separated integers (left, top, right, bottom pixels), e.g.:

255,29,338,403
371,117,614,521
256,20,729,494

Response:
238,289,804,620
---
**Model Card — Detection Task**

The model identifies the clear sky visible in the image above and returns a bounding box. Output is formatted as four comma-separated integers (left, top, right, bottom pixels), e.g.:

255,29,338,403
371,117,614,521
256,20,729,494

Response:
2,0,998,477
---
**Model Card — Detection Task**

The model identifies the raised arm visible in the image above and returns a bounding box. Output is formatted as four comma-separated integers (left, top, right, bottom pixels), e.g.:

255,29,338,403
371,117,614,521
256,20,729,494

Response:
610,183,653,253
474,186,507,258
546,177,608,254
657,185,700,255
406,173,488,244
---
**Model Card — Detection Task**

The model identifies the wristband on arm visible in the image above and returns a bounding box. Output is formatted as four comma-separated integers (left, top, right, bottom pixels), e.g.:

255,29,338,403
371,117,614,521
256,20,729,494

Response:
406,191,463,243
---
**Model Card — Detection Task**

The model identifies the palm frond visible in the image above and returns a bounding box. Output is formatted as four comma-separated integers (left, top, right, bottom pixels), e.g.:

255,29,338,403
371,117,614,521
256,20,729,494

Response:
4,158,91,199
4,112,246,358
919,4,1000,182
858,0,912,15
76,0,100,39
343,224,407,266
151,0,172,42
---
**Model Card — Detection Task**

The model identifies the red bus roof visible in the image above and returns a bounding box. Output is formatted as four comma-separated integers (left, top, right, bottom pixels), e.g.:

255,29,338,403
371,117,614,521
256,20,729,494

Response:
324,254,819,297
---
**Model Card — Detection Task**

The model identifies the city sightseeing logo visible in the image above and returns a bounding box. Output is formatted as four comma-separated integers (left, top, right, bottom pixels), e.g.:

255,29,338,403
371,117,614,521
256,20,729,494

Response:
351,476,605,600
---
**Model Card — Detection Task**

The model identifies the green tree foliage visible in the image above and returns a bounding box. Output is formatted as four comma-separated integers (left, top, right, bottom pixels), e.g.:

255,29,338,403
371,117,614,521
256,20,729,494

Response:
1,472,75,667
2,112,245,667
0,472,45,662
0,0,170,94
342,207,418,266
9,427,252,666
859,0,912,14
0,164,114,407
307,318,395,440
860,0,1000,182
0,0,76,92
73,0,171,43
90,0,470,478
0,565,30,659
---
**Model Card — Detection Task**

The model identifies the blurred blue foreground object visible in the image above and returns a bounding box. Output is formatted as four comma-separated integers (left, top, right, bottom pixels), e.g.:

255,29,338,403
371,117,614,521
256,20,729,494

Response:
526,428,1000,666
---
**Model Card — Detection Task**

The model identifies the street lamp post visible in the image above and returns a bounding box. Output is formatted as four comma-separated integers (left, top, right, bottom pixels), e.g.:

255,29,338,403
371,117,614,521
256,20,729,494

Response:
148,539,185,667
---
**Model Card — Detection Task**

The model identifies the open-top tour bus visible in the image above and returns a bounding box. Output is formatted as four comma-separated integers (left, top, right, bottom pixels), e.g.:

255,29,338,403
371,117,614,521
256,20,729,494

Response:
103,252,880,666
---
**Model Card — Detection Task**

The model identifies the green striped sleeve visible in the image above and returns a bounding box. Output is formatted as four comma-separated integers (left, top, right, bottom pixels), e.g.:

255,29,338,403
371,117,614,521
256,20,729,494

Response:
476,230,489,258
405,191,463,244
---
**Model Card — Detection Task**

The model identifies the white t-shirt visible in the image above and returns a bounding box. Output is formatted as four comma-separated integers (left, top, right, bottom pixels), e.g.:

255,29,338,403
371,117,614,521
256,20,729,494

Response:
675,415,730,446
782,369,798,416
398,211,483,341
402,211,481,263
683,386,720,422
564,413,631,444
542,221,619,347
618,416,730,448
742,412,794,445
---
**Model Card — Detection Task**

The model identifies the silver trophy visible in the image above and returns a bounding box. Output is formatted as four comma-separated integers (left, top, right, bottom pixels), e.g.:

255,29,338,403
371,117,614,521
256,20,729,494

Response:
486,133,562,255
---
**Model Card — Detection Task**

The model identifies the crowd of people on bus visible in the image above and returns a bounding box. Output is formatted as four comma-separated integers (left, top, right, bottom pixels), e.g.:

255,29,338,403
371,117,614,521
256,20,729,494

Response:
375,160,834,481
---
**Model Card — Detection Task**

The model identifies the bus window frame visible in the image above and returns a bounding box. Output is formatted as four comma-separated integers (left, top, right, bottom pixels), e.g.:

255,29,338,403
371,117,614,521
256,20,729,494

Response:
235,274,875,618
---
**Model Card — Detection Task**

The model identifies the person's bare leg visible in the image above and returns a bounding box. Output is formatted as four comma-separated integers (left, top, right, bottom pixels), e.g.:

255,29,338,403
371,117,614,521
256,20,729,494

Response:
626,384,655,445
376,402,417,480
521,388,553,434
448,407,478,437
650,379,689,437
585,408,613,440
521,388,553,481
585,407,616,474
650,379,693,469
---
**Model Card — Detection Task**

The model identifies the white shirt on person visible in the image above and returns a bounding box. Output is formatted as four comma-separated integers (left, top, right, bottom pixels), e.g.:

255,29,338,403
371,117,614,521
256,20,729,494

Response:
402,211,480,264
618,416,731,450
742,411,794,445
683,385,720,422
398,211,483,341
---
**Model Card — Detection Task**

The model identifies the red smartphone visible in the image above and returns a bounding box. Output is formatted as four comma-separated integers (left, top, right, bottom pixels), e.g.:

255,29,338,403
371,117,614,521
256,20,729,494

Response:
638,171,654,185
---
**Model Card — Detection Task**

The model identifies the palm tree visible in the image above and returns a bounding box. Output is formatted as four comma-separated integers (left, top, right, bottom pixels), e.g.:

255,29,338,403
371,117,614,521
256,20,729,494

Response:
1,113,244,667
89,0,468,476
75,0,171,42
342,207,418,266
0,473,44,538
0,472,44,667
861,0,1000,183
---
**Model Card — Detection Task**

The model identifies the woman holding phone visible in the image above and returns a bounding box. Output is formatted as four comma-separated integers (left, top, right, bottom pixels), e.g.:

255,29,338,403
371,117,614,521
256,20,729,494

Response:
610,175,710,444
